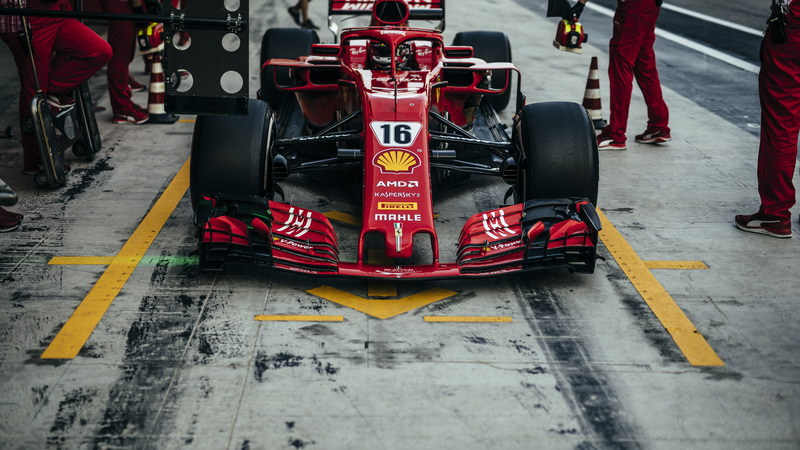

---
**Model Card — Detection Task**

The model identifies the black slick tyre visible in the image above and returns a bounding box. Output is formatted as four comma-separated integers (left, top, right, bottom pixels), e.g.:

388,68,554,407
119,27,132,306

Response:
260,28,319,110
452,31,513,112
189,99,275,208
515,102,598,205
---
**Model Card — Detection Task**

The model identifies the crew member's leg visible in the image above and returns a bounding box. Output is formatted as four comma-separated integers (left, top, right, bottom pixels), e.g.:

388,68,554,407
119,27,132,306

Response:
757,34,800,220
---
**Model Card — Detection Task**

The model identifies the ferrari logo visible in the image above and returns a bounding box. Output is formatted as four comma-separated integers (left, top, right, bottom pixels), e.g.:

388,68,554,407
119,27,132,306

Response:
394,222,403,253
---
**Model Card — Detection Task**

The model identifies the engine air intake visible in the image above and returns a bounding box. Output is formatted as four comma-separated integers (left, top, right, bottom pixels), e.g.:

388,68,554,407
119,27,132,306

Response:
373,0,410,25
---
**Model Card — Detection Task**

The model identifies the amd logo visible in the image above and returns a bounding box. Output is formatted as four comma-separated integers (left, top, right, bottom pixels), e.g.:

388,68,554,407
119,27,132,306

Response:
376,180,419,188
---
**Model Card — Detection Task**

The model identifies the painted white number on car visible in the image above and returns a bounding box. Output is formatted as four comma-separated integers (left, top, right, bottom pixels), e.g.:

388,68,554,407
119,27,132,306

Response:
370,121,422,147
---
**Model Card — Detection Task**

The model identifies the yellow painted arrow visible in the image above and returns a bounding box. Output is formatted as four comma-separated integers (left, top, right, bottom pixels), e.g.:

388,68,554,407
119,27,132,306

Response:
367,249,397,298
316,212,455,318
307,286,457,320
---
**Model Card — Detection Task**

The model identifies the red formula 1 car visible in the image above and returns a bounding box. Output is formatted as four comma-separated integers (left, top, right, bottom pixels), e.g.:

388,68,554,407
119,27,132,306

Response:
189,0,600,279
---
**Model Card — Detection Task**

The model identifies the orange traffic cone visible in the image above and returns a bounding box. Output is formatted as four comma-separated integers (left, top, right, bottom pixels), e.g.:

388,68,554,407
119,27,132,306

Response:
145,52,178,124
582,56,606,130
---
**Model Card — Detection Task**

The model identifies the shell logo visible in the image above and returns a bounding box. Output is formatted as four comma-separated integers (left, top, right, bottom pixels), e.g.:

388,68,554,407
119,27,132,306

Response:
373,149,420,174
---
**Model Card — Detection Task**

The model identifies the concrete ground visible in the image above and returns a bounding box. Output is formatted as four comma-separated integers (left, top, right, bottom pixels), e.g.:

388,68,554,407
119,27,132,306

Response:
0,0,798,449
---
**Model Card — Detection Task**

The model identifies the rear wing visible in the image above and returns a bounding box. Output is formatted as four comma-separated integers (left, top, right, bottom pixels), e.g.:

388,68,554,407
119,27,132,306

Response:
328,0,445,39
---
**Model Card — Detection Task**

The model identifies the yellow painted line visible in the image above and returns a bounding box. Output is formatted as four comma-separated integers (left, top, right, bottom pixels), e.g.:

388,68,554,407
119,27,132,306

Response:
367,279,396,297
424,316,512,323
367,249,397,298
324,211,361,226
49,256,115,265
308,286,457,320
41,159,191,359
644,260,708,270
49,255,198,267
178,118,196,123
597,209,723,366
255,315,344,322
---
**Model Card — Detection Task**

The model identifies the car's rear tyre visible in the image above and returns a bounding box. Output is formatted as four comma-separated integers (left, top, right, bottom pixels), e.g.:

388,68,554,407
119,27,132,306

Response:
260,28,319,110
452,31,513,112
515,102,598,204
190,99,275,208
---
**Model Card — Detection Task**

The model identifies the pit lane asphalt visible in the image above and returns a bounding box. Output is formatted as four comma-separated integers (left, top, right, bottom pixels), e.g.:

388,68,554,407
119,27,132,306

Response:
1,0,799,448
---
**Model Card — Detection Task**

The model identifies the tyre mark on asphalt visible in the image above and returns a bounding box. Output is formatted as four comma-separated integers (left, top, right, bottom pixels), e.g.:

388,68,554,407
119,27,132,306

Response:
466,175,640,445
603,267,687,363
82,256,211,448
597,209,724,367
514,276,642,449
241,327,346,448
41,159,191,359
46,387,97,448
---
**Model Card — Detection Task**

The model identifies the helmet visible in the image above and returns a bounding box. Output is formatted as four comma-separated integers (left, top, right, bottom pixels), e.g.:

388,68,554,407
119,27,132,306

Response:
369,40,414,70
369,41,392,69
395,42,412,70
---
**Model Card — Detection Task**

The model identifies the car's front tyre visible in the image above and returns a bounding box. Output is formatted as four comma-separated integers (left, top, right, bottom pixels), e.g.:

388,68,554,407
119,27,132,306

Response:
189,99,276,208
514,102,598,205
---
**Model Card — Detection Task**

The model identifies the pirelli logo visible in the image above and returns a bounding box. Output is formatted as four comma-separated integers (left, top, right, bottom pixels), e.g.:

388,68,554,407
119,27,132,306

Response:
378,202,417,210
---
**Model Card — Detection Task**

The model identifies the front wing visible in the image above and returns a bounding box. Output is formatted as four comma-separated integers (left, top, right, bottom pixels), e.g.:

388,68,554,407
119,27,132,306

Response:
194,196,601,279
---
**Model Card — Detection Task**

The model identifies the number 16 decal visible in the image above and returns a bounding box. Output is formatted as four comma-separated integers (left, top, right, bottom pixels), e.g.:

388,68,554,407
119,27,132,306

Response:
370,121,423,147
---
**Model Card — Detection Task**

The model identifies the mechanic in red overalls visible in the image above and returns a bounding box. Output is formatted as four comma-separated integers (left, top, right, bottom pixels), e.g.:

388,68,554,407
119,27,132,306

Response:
100,0,149,124
0,0,111,174
736,0,800,238
565,0,671,151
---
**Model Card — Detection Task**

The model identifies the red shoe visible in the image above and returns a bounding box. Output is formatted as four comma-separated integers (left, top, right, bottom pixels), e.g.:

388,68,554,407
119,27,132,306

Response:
735,210,792,238
113,107,149,125
635,129,672,144
597,132,626,151
129,76,147,93
0,207,23,232
133,103,149,114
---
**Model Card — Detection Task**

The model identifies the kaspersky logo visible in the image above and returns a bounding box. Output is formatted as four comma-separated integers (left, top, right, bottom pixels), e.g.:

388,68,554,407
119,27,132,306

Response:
373,149,421,174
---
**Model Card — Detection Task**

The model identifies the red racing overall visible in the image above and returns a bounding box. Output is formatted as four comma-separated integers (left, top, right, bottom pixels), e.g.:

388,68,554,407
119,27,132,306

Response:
757,0,800,220
99,0,140,118
603,0,670,143
0,0,111,172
